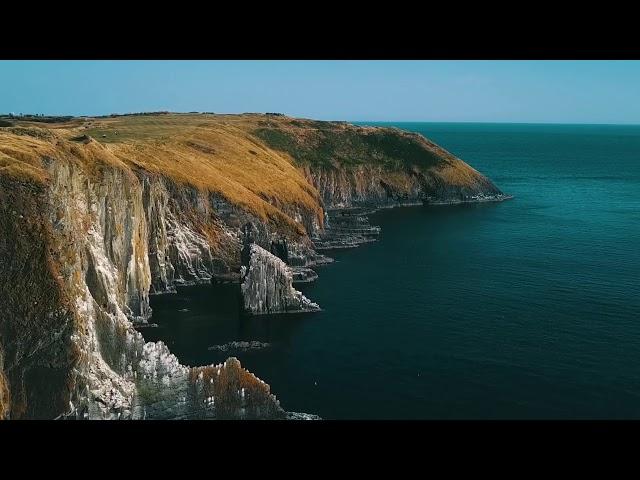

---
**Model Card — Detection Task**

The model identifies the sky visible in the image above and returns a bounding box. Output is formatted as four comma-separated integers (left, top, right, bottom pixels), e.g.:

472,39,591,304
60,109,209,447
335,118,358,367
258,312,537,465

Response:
1,60,639,124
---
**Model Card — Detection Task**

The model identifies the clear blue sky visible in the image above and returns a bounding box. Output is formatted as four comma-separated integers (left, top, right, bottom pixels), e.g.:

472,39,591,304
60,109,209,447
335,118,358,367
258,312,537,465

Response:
1,60,639,124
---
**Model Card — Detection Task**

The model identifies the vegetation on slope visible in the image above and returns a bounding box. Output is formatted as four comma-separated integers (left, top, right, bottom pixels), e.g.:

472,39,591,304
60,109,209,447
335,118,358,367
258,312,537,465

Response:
253,119,451,171
0,114,327,237
0,113,498,237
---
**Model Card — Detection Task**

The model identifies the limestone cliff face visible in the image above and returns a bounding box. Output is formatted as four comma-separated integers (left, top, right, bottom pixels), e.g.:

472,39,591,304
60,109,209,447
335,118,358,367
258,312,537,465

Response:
0,146,293,419
303,162,506,209
303,164,425,208
240,244,320,315
0,113,508,419
143,177,221,294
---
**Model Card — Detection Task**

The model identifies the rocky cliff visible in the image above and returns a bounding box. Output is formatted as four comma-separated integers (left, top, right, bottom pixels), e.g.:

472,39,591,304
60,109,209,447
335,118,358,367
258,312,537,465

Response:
240,244,320,314
0,151,288,419
0,113,507,419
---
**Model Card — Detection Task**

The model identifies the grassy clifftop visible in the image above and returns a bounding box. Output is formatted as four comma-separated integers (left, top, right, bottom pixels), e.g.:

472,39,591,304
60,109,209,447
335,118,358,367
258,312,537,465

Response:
0,114,326,235
0,113,501,233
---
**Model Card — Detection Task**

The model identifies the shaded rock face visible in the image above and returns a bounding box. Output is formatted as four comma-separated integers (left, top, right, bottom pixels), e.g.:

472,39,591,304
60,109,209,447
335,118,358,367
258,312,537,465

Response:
306,165,424,209
303,163,506,209
290,267,319,283
0,176,76,419
270,238,289,263
240,244,320,315
314,207,382,251
143,177,219,294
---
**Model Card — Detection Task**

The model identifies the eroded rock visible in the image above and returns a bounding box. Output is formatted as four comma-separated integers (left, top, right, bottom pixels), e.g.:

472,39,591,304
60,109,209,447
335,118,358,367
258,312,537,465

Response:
240,244,320,315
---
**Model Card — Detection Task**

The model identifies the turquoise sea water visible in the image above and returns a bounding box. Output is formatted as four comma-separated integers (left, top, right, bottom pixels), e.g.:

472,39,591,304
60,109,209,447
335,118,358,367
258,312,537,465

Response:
144,123,640,419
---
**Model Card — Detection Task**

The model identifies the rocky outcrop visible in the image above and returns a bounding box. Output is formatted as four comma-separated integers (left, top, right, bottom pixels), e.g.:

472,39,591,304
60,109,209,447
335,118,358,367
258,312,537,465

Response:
290,267,319,283
240,244,320,314
133,347,284,420
314,207,381,251
304,165,424,209
208,341,271,353
304,163,508,210
0,153,291,419
50,161,289,419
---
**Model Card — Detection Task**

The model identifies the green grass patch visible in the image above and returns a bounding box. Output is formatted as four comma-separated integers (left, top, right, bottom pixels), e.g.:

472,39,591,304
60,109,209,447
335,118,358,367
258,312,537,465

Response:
253,124,446,171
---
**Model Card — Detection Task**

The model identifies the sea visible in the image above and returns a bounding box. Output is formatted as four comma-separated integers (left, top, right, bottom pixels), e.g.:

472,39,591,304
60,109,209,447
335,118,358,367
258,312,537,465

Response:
142,122,640,419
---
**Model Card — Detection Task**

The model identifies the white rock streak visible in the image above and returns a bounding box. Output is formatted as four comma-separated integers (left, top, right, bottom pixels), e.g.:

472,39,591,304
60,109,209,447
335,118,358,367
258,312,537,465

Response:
46,162,289,419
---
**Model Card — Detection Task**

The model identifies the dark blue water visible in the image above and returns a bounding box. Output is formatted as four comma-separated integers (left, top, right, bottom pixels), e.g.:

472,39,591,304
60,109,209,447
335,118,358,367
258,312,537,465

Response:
145,123,640,419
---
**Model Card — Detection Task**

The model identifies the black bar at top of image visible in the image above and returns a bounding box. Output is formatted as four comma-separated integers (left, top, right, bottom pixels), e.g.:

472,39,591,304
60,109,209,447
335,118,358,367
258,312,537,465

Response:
1,11,638,60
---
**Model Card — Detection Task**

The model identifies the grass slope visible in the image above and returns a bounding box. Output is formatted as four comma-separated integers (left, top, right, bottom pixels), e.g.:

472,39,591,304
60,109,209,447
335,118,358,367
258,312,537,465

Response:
0,113,495,234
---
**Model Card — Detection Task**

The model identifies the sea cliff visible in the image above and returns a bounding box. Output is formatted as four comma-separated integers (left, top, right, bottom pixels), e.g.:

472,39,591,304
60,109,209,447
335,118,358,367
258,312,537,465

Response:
0,113,507,419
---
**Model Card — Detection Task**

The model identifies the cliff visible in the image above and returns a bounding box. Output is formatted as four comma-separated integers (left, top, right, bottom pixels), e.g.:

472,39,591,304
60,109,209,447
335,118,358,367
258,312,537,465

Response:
0,113,507,419
241,244,320,314
253,118,506,208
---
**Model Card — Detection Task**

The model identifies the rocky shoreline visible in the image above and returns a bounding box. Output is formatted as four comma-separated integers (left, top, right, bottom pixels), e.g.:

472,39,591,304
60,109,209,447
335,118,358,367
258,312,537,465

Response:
423,193,514,205
235,193,514,319
307,193,512,254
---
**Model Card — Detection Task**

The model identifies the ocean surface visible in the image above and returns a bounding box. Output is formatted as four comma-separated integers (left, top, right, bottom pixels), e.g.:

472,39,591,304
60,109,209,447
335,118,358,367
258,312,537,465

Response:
143,123,640,419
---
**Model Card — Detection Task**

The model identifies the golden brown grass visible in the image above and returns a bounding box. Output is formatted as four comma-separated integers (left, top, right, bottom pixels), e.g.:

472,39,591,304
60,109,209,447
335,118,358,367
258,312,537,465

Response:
0,114,326,235
0,113,491,235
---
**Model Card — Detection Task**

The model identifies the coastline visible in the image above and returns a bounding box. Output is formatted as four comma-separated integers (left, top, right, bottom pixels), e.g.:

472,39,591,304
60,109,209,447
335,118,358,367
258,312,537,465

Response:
424,193,514,206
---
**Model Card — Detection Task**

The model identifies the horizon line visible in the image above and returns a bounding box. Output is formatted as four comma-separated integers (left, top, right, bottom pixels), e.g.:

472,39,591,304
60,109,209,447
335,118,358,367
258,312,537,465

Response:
3,111,640,127
349,120,640,126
